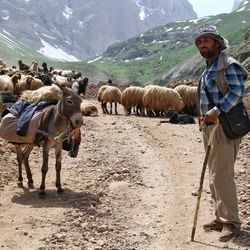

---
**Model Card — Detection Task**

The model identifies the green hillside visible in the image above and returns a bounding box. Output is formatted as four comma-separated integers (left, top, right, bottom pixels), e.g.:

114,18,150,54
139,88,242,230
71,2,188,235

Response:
88,7,250,85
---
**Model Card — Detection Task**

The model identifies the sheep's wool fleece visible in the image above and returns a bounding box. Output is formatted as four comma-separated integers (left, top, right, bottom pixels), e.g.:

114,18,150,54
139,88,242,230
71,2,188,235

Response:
20,84,62,103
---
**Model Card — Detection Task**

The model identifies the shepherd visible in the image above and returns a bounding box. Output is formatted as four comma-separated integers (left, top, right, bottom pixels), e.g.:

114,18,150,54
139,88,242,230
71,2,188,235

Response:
195,26,248,242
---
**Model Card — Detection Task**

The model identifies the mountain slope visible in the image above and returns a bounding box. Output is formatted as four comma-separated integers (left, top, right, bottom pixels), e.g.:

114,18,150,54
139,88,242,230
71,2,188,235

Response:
0,0,196,60
89,1,250,85
0,29,108,81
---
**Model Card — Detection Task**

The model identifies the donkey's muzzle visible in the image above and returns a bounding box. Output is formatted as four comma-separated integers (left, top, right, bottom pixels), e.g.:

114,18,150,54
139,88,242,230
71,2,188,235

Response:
71,113,83,129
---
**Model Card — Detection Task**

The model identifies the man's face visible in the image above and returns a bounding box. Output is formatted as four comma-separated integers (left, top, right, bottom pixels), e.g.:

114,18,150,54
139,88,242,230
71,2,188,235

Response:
196,36,220,59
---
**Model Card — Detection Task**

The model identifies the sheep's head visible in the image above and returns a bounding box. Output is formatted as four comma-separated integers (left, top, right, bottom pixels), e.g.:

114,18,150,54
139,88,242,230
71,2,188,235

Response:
25,75,33,89
11,73,21,85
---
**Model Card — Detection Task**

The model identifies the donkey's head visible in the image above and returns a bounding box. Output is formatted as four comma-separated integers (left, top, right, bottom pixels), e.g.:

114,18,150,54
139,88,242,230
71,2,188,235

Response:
60,87,83,129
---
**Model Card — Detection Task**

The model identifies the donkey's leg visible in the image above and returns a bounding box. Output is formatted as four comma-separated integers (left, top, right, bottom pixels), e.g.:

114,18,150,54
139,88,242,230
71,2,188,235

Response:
15,145,24,188
55,145,63,194
39,144,50,197
23,145,34,188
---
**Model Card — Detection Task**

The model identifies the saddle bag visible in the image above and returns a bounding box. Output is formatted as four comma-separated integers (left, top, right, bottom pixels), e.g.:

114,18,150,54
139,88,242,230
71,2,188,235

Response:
218,102,250,139
204,85,250,139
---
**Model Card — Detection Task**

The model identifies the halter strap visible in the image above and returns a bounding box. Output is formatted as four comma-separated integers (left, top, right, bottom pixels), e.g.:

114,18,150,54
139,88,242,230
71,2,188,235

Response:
56,100,69,121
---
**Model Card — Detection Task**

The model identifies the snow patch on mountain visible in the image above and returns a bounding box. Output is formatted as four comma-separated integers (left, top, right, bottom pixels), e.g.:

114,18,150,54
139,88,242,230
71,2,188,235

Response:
134,0,157,21
62,5,73,19
38,39,79,61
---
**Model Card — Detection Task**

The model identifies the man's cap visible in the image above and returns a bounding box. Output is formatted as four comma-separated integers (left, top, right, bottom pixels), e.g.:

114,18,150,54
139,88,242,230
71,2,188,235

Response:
195,26,228,50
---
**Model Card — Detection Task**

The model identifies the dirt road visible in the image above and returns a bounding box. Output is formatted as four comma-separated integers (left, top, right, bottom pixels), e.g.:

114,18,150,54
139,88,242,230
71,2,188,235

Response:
0,101,249,250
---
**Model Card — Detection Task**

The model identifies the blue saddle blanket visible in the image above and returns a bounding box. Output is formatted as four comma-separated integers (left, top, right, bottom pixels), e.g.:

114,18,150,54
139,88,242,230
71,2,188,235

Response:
6,100,57,136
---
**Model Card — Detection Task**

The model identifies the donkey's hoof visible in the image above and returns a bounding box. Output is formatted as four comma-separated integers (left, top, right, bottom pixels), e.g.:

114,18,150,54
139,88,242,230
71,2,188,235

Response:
17,181,24,188
39,191,46,199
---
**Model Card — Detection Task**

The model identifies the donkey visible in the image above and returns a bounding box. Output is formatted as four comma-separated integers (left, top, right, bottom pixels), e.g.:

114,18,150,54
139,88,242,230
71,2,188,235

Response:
14,87,83,197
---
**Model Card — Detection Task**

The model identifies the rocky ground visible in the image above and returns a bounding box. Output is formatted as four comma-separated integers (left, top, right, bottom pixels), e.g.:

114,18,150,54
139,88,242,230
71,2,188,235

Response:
0,88,249,250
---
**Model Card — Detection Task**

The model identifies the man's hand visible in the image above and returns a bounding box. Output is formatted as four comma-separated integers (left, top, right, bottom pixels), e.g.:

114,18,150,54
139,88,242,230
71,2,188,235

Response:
204,108,219,123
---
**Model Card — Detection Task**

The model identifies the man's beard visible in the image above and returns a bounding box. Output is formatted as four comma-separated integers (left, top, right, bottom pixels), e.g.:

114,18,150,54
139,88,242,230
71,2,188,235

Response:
199,47,218,59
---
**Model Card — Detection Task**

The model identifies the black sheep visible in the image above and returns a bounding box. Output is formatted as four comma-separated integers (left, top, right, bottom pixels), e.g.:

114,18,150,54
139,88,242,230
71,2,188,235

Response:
160,111,196,124
169,112,196,124
18,60,29,71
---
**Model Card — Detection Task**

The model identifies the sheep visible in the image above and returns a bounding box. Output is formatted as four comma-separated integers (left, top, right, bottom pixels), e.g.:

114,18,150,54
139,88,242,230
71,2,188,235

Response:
121,86,145,115
0,59,7,68
18,60,29,71
174,85,198,115
29,61,39,73
14,75,43,95
142,85,161,116
97,85,122,114
80,100,98,116
0,75,14,92
60,70,74,77
71,77,89,96
0,73,21,92
35,73,54,86
142,86,184,116
162,110,196,124
53,75,72,88
20,84,62,103
169,112,195,124
97,85,108,102
42,62,49,73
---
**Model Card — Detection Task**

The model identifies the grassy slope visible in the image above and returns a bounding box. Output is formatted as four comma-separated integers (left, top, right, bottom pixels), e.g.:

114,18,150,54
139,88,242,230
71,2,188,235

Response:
89,9,250,85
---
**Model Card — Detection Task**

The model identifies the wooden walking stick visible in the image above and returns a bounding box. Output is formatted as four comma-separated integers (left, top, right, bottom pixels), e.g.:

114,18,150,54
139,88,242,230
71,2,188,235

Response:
191,143,211,241
191,121,217,242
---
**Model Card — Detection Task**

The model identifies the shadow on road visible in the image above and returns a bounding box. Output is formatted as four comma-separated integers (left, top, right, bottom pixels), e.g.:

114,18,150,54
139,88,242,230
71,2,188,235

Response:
11,187,101,209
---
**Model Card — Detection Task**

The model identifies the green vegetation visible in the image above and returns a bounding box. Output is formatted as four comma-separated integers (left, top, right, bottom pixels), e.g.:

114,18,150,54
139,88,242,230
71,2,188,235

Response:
89,8,250,85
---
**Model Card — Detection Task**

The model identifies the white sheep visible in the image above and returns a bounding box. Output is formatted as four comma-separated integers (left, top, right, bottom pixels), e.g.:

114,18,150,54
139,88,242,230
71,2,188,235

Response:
0,59,7,68
174,85,198,115
121,86,145,115
20,84,62,103
97,85,122,114
97,85,108,102
143,86,184,116
53,75,72,88
80,100,98,116
29,61,39,73
14,75,43,95
60,70,74,77
0,73,21,92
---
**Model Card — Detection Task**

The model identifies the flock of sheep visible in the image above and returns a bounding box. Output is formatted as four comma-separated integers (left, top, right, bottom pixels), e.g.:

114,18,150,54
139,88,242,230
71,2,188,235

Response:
0,59,88,96
0,59,198,120
97,84,198,117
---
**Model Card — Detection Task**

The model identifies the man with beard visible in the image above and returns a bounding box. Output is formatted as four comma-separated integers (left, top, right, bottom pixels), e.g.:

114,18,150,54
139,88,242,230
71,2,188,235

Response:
195,26,248,242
